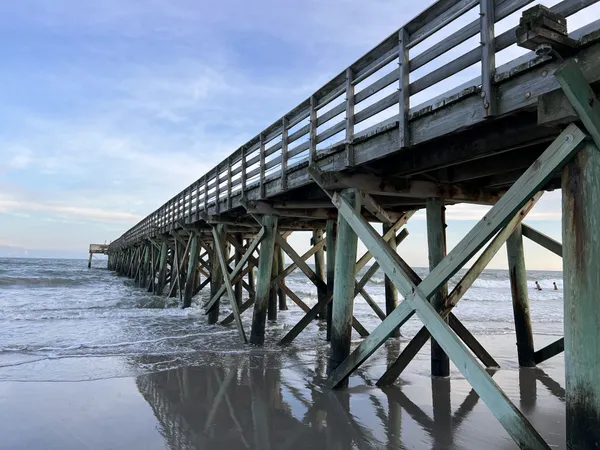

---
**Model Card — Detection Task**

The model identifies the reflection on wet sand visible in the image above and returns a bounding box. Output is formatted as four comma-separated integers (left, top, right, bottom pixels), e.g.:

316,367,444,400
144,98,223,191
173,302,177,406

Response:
135,351,566,450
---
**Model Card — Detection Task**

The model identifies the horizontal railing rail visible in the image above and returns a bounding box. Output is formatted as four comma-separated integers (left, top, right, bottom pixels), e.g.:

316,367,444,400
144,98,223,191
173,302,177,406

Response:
109,0,599,250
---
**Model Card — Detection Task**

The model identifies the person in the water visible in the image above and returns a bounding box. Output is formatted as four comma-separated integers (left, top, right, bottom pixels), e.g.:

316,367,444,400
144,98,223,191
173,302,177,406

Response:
553,282,558,290
535,281,542,291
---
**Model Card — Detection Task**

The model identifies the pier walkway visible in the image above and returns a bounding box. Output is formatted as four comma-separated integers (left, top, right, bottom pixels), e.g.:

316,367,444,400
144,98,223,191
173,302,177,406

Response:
106,1,600,448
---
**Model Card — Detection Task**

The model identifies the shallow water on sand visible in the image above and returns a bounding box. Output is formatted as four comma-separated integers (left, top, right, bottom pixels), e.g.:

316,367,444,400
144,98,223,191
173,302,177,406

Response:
0,258,563,381
0,257,566,449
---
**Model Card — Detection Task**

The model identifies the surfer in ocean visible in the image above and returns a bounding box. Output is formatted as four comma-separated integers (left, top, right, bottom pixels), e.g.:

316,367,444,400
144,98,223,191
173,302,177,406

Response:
535,281,542,291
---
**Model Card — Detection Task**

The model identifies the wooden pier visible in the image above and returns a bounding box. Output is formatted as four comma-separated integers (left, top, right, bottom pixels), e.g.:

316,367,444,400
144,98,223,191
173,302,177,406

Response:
105,1,600,447
88,244,109,268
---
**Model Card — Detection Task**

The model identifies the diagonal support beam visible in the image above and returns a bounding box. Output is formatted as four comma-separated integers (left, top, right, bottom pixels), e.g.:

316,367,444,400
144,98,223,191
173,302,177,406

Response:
555,60,600,149
534,338,564,364
377,193,543,385
277,235,370,344
212,227,247,343
327,125,582,388
521,224,562,257
324,125,585,448
204,228,264,314
330,190,549,448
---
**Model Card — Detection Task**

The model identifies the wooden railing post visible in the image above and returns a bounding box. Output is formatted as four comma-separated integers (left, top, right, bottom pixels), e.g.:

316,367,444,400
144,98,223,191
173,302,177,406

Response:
345,67,355,167
280,117,288,190
480,0,496,117
309,95,317,163
259,133,266,198
241,147,247,194
203,176,208,212
227,157,232,210
215,167,221,214
398,28,410,147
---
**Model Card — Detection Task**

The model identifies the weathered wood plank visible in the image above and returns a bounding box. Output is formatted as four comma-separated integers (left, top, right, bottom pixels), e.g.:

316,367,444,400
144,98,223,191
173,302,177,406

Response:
330,190,361,385
183,233,200,308
426,198,449,377
507,224,536,367
534,337,564,364
562,141,600,449
555,56,600,150
212,226,247,343
204,228,264,314
448,313,499,368
250,215,278,345
521,224,562,257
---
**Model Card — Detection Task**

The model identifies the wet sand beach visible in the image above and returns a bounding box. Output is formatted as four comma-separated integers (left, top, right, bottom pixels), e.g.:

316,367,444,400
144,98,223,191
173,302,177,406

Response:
0,336,566,450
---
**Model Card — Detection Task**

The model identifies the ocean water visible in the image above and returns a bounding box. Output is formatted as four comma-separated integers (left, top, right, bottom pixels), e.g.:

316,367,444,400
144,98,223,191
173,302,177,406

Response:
0,257,564,382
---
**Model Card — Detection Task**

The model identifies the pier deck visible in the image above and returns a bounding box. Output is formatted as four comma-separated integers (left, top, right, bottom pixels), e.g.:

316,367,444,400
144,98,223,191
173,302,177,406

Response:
105,1,600,448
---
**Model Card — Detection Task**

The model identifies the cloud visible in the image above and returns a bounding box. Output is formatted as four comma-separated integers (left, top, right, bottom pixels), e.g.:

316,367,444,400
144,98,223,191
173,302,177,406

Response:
0,194,142,224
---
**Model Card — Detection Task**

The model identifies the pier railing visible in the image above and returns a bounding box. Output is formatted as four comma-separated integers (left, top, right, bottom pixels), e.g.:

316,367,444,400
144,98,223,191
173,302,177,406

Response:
109,0,597,250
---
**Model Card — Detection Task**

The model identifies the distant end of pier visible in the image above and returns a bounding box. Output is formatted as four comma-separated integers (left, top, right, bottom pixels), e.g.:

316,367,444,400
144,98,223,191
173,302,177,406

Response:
88,244,109,268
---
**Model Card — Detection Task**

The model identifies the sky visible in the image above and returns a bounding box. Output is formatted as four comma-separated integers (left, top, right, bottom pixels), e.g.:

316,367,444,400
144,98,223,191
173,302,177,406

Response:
0,0,597,268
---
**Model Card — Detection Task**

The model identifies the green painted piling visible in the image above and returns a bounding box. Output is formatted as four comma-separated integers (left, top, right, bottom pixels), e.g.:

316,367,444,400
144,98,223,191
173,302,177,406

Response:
506,224,535,367
278,243,287,310
183,233,200,308
314,229,327,320
250,215,278,345
383,223,400,338
156,240,168,295
562,142,600,449
209,226,226,323
426,198,449,377
268,246,278,321
326,220,337,342
234,233,243,306
330,189,361,386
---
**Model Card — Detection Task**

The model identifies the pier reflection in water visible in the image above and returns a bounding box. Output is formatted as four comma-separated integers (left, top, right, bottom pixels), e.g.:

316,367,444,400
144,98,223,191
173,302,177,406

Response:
135,350,566,450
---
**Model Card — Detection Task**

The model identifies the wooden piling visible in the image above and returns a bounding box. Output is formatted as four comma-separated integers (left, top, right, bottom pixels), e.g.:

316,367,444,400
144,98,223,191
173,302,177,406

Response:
426,198,450,377
330,189,361,386
268,246,278,321
250,215,278,345
314,229,327,320
562,142,600,449
277,243,287,310
209,226,226,323
156,239,168,295
326,220,337,342
234,233,243,307
506,224,535,367
382,223,400,337
87,252,93,269
183,232,200,308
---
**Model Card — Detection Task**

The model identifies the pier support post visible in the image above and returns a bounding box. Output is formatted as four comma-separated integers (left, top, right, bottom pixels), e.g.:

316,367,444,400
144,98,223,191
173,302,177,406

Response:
330,189,361,386
562,142,600,449
268,246,278,321
506,224,535,367
426,198,450,377
314,229,327,320
87,252,93,269
326,220,337,341
383,223,400,338
209,225,226,323
247,238,256,295
234,233,243,307
183,232,200,308
156,239,169,295
250,215,278,345
277,243,287,310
